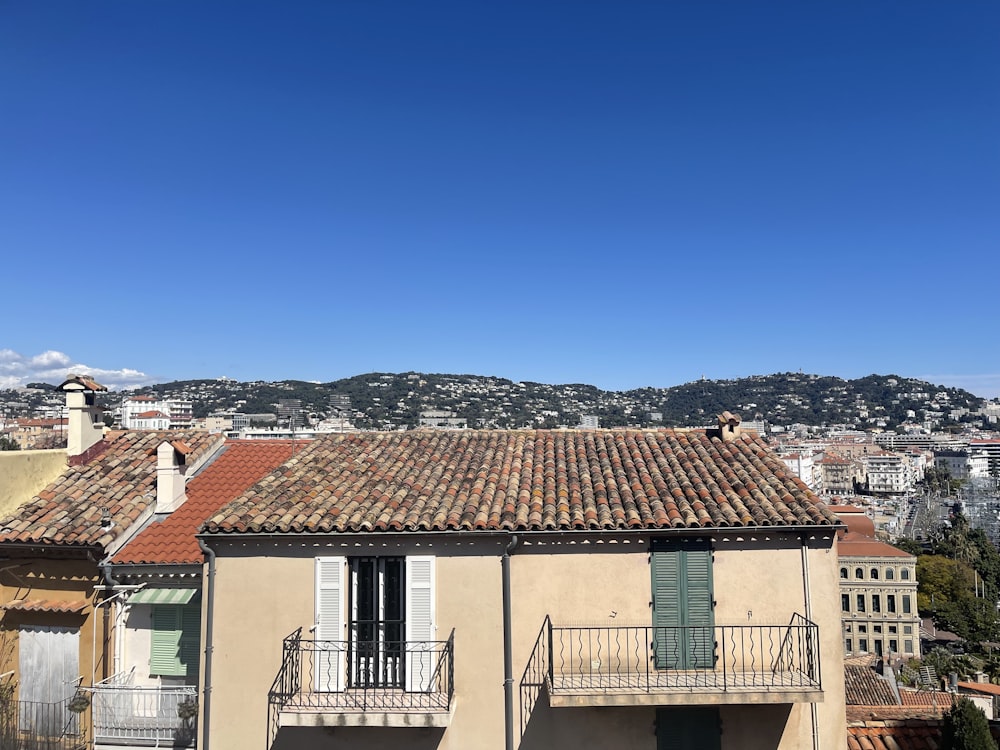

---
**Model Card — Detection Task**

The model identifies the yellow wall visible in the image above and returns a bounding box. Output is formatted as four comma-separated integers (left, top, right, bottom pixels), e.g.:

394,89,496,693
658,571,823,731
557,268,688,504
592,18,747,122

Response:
0,449,66,518
207,532,845,750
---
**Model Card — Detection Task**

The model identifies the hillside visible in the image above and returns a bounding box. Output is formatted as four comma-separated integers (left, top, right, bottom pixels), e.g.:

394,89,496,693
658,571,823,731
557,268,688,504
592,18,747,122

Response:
2,372,988,432
117,372,989,430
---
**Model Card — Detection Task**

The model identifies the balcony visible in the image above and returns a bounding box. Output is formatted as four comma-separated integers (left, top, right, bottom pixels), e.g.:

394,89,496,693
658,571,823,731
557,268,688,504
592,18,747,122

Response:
520,614,822,723
267,629,454,743
89,674,197,748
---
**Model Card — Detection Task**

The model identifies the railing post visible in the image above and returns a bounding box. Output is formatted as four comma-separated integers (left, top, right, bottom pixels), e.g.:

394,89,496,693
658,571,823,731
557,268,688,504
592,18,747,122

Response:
546,616,554,686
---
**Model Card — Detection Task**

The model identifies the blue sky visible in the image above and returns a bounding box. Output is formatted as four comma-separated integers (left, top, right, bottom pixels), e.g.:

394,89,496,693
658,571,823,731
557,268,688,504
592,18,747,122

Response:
2,1,998,396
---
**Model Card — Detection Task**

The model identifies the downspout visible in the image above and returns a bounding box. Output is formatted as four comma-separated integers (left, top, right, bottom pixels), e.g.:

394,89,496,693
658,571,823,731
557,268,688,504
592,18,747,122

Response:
197,539,216,750
100,561,122,683
800,537,820,750
502,534,521,750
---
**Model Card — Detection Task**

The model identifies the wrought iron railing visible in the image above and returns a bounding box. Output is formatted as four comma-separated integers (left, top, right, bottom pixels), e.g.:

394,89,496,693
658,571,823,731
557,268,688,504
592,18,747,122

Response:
88,676,197,747
267,629,455,748
0,695,87,750
520,613,820,730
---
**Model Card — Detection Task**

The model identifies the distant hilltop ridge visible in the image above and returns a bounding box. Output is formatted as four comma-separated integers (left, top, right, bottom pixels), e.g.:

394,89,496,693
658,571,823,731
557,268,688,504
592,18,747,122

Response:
11,371,988,433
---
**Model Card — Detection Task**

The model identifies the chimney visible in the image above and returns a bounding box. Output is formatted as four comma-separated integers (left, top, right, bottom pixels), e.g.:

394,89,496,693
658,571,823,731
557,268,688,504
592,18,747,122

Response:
717,411,742,442
156,440,190,513
58,374,108,457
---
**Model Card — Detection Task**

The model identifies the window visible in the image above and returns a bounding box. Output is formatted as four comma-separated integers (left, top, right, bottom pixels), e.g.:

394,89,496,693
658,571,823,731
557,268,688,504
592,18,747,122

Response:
905,639,913,653
656,707,720,750
652,539,714,670
871,568,879,580
151,604,201,677
886,568,895,580
889,639,898,653
859,639,868,653
846,638,853,653
857,594,866,612
859,625,867,633
887,595,896,613
889,625,897,634
902,596,911,614
874,625,882,634
314,555,436,693
855,568,864,579
872,595,881,613
840,567,848,579
901,569,910,581
842,594,850,612
904,625,913,635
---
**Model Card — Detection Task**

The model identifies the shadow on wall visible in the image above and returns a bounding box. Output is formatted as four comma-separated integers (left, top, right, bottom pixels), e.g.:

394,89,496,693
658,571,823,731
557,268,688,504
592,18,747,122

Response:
273,726,445,750
520,691,658,749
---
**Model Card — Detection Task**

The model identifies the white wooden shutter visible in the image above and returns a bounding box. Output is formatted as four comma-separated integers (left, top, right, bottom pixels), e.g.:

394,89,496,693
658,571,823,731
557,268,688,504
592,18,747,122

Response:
405,555,435,692
18,626,80,735
315,556,346,692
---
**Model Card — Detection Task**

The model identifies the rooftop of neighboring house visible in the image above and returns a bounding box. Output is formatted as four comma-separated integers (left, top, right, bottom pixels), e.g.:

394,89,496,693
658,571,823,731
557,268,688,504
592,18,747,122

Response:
202,427,841,536
135,410,168,419
113,441,300,566
0,430,224,551
838,531,914,559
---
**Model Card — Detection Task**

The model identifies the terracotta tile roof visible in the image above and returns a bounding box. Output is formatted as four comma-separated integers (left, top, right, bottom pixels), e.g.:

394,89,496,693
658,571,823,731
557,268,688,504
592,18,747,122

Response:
58,375,106,392
3,599,88,614
958,681,1000,696
136,410,168,419
203,429,839,535
845,665,899,706
0,431,224,551
114,441,300,565
839,532,915,559
899,689,956,707
847,720,944,750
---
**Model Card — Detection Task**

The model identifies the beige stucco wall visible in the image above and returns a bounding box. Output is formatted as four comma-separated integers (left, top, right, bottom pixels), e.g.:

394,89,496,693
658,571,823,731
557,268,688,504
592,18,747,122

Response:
207,532,845,750
0,449,66,517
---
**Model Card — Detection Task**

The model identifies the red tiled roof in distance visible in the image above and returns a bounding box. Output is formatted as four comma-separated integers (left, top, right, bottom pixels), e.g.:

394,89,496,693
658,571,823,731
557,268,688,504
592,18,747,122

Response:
203,429,840,535
839,531,914,559
114,441,300,565
0,431,224,550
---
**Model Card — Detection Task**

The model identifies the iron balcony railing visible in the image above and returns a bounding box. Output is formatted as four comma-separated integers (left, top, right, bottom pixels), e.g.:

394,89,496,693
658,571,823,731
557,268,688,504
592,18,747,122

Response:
88,678,197,747
521,614,821,731
0,696,86,750
267,629,454,746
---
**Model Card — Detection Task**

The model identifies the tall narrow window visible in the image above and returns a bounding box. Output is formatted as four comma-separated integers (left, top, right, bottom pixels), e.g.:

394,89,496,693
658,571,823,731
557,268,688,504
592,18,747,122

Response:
842,594,850,612
857,594,866,612
872,595,881,613
887,595,896,613
151,604,201,678
902,596,911,614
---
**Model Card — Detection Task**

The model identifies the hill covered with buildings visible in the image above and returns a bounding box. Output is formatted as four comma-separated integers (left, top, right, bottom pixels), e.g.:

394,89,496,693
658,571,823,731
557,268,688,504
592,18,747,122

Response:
2,371,994,433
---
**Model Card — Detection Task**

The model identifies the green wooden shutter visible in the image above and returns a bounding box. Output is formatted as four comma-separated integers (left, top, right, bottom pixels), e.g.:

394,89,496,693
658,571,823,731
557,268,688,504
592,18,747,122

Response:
656,707,721,750
651,546,683,668
651,539,714,670
151,604,201,677
683,546,715,669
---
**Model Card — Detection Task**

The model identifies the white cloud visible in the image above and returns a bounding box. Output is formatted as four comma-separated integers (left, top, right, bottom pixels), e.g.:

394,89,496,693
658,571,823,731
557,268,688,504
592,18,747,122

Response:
0,349,157,391
919,373,1000,400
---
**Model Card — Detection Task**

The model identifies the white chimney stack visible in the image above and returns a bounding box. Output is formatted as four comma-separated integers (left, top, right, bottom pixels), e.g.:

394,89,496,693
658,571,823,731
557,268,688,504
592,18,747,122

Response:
156,440,189,513
58,374,107,458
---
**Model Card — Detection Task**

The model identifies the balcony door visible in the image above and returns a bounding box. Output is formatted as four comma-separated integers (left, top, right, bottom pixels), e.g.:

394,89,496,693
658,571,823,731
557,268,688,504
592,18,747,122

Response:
314,555,435,693
651,538,715,670
349,557,405,689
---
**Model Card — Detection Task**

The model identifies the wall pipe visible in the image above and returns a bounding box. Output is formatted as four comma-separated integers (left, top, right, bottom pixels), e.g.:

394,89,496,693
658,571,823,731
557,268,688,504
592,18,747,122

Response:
502,533,521,750
197,539,216,750
800,536,820,750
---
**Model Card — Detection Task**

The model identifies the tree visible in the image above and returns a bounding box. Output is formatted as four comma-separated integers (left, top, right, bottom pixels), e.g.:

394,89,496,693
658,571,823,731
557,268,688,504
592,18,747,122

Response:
0,436,18,451
941,697,997,750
